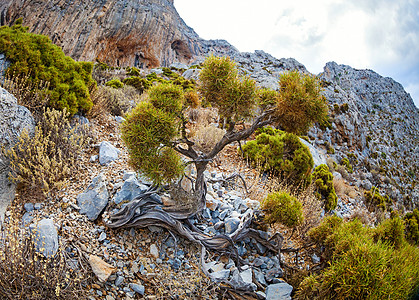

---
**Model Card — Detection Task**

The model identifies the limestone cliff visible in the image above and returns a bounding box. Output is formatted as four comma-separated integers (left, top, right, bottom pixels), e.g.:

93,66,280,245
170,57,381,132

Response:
0,0,232,68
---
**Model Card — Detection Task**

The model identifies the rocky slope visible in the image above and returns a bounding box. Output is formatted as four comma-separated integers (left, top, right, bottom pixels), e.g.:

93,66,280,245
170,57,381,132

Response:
0,0,237,68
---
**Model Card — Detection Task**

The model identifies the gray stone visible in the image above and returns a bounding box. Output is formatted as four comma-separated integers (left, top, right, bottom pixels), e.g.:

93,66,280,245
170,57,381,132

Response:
230,270,257,291
224,217,240,234
129,283,145,295
150,244,159,258
265,267,283,282
112,176,148,204
30,218,59,258
114,116,125,123
77,174,109,221
240,268,253,284
265,282,293,300
34,203,43,210
24,203,34,212
115,275,124,286
99,141,120,165
0,87,35,222
170,62,188,70
254,269,267,286
210,269,230,280
312,253,321,264
300,138,327,167
98,232,107,242
22,212,33,226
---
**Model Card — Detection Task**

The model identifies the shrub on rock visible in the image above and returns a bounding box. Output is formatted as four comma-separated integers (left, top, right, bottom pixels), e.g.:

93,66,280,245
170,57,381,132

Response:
312,164,337,211
0,19,95,116
262,191,304,228
241,127,314,186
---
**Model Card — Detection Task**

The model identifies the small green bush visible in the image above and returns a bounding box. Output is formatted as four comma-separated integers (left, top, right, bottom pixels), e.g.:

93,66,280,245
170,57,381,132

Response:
0,20,95,116
340,157,353,173
105,78,124,89
198,55,257,122
262,191,304,228
256,88,277,108
126,66,141,76
296,216,419,300
404,209,419,245
374,216,405,249
364,186,391,211
122,76,152,93
241,127,313,186
312,164,337,211
275,70,328,135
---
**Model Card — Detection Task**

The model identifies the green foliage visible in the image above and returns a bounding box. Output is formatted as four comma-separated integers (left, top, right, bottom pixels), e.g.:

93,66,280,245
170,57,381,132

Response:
364,186,391,211
313,164,337,211
296,216,419,300
404,209,419,245
121,84,185,184
275,70,328,135
148,83,184,115
198,55,257,122
126,66,141,76
262,191,304,227
257,88,278,108
0,21,95,115
241,127,314,186
374,216,405,249
105,78,124,89
122,76,152,93
340,157,353,173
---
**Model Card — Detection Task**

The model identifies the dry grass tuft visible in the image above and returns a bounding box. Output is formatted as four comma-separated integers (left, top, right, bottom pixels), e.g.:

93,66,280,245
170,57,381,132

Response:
3,108,86,199
190,125,225,154
0,213,93,299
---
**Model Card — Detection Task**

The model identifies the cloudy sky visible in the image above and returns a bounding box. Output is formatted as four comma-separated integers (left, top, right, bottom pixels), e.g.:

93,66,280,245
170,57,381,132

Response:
174,0,419,108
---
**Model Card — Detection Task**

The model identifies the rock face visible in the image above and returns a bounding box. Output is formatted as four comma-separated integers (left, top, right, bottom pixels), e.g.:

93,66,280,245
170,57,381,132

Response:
316,62,419,208
0,0,236,68
0,87,35,221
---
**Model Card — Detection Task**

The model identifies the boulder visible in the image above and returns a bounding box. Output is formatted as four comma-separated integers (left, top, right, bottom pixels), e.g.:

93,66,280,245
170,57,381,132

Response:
99,141,120,165
0,87,35,222
77,173,109,221
299,138,327,167
112,175,148,204
265,282,293,300
30,218,59,258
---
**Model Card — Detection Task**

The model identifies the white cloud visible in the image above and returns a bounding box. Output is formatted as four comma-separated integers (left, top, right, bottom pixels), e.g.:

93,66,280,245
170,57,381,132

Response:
174,0,419,107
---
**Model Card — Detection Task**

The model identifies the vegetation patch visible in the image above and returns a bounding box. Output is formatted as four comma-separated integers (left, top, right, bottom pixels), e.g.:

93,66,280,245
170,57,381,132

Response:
312,164,337,211
0,19,95,115
262,191,304,228
241,127,314,187
296,216,419,299
364,186,391,211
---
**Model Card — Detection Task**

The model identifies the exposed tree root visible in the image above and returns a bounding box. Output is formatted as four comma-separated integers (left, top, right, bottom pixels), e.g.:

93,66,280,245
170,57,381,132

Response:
106,185,284,294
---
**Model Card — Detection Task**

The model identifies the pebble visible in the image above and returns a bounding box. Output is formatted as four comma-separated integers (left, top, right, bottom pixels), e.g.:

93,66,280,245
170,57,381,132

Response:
129,283,145,295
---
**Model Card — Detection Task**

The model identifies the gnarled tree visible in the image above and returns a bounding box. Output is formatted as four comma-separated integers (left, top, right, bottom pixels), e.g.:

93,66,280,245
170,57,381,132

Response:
107,56,328,284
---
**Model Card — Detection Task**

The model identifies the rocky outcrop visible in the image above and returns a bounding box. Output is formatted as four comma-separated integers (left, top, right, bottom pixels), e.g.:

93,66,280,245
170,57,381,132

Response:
314,62,419,208
0,0,240,68
0,87,35,222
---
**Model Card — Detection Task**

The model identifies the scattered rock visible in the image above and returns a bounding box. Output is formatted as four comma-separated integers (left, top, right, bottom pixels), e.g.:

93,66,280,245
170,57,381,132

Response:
129,283,145,295
224,217,240,234
99,141,120,165
88,254,115,283
265,282,293,300
150,244,159,258
30,218,59,258
77,173,109,221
